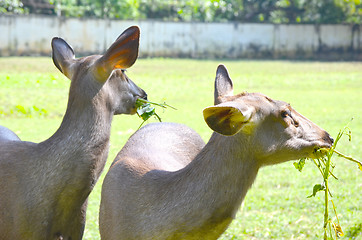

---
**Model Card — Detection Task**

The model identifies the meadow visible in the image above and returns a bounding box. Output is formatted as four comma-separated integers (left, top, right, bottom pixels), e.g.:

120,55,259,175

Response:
0,57,361,239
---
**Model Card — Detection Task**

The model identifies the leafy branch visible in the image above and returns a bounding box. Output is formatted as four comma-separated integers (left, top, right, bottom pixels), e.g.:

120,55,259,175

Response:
135,98,176,129
293,120,361,239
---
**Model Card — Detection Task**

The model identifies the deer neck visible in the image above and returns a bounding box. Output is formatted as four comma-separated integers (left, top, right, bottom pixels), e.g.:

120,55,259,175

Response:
177,132,260,220
39,95,113,174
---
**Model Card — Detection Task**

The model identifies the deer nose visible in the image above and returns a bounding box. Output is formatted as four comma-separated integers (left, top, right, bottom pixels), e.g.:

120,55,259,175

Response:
329,135,334,144
323,132,334,145
139,90,147,100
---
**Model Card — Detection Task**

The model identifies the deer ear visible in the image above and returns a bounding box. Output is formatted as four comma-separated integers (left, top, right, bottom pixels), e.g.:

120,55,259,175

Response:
203,105,252,136
52,37,75,79
214,64,233,104
94,26,140,82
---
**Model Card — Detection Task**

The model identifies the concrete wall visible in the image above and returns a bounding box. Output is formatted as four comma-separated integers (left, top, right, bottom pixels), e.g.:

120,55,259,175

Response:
0,14,361,60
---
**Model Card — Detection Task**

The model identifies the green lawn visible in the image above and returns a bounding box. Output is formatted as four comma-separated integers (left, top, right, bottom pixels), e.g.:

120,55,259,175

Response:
0,57,361,239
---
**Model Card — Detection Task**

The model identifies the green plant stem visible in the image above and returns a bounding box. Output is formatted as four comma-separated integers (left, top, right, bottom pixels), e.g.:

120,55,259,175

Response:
312,159,324,176
323,150,333,240
331,199,344,237
333,149,362,169
323,177,329,240
314,158,338,180
137,98,177,110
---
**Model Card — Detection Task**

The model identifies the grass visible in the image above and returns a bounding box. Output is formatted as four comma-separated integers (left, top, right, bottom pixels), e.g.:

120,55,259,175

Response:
0,57,361,239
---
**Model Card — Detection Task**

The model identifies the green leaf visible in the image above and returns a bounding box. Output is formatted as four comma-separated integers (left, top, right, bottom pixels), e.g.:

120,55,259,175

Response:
135,98,175,124
140,108,155,121
307,184,325,198
137,103,153,116
135,99,145,109
293,158,306,172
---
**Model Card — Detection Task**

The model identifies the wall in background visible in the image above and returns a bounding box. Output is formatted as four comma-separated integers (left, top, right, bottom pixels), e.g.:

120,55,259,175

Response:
0,15,361,60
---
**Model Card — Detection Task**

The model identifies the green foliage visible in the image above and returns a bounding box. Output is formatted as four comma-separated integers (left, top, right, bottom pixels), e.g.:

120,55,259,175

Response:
307,183,325,198
293,158,305,172
47,0,141,18
294,122,361,239
136,99,156,122
0,0,26,14
2,0,361,23
345,223,362,238
135,98,176,129
0,105,48,118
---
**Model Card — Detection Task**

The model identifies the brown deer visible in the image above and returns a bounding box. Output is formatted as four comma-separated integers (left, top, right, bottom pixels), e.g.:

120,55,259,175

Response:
0,26,147,240
99,64,334,240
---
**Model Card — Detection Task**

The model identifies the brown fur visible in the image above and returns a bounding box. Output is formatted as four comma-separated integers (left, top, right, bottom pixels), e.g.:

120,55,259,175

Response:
99,64,333,240
0,26,146,240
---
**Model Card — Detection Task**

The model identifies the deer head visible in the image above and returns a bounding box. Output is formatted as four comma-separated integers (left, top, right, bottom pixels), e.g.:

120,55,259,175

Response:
51,26,147,116
204,64,333,166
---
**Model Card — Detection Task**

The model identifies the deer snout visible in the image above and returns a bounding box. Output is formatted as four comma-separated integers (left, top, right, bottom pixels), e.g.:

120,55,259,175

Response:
139,90,148,100
316,131,334,150
323,132,334,146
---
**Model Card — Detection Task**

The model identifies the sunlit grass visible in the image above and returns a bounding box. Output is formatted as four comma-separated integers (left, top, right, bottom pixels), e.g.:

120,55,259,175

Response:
0,57,361,239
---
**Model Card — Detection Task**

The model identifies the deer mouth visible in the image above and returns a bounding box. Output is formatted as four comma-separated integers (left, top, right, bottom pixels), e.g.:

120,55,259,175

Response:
299,138,332,159
308,147,330,159
129,94,147,115
307,137,334,159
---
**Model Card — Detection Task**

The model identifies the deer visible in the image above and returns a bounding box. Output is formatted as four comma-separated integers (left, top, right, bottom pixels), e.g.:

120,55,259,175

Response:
99,64,334,240
0,26,147,240
0,126,20,142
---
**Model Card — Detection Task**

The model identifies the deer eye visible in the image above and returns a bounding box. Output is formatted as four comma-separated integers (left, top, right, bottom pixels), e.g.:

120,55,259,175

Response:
294,120,299,127
281,110,290,118
281,109,299,127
